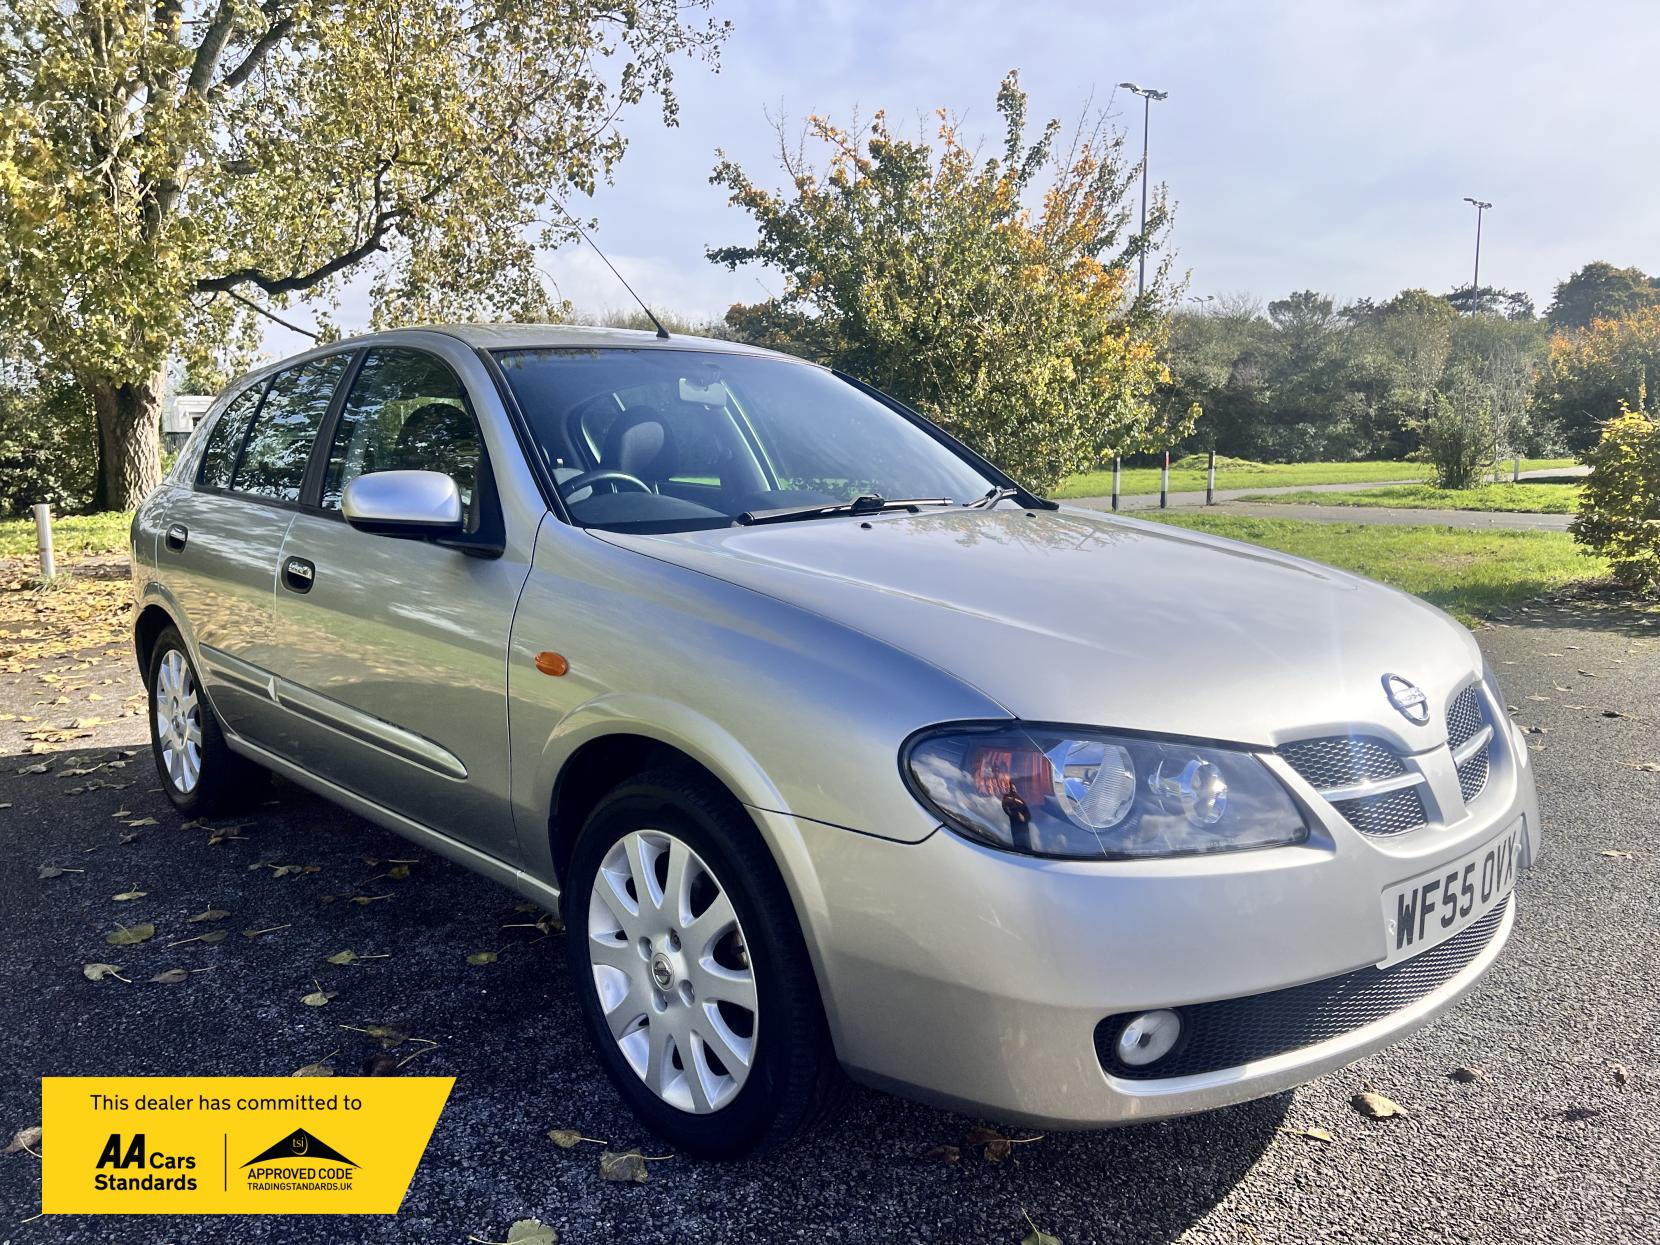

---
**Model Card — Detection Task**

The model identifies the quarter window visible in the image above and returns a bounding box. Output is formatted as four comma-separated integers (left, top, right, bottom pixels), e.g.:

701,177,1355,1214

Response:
230,355,349,502
321,349,480,513
195,384,265,491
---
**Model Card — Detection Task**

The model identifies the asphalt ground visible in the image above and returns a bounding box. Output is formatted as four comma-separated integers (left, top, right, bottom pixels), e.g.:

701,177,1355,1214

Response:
1,569,1657,1244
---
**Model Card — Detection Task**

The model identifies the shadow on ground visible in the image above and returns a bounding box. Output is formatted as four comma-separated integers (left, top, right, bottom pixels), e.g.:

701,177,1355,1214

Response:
0,743,1283,1244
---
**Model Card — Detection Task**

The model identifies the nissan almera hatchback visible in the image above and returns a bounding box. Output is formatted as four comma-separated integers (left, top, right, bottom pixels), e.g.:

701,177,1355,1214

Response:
131,325,1540,1157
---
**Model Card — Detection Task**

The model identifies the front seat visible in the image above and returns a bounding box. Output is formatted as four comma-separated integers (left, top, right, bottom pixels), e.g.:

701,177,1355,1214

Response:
390,402,480,504
601,405,678,492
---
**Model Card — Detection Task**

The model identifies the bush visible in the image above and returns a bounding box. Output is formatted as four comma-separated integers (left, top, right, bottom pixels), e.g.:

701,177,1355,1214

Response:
1413,390,1494,489
1572,403,1660,591
0,379,98,517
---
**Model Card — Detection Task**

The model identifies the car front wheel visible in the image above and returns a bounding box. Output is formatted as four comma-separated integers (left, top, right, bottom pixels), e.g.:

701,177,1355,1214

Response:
565,767,840,1157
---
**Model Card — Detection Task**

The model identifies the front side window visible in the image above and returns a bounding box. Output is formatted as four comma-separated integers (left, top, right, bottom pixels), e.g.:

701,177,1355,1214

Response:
495,349,996,531
230,354,350,502
321,348,480,513
196,383,266,490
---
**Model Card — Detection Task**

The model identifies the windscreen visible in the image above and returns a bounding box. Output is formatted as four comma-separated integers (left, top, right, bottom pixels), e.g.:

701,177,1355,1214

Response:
494,348,998,531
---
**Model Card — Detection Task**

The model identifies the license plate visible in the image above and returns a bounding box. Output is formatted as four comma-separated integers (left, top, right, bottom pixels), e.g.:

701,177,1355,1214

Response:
1380,819,1522,967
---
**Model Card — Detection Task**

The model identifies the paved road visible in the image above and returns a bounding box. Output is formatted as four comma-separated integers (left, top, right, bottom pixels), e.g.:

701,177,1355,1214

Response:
1194,501,1571,531
1067,466,1585,527
2,579,1657,1243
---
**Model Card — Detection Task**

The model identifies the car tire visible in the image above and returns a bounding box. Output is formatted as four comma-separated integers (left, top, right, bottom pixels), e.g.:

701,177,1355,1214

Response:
565,766,842,1158
146,625,261,817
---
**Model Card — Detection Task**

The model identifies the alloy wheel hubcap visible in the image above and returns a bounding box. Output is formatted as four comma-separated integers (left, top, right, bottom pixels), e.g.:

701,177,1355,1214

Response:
587,830,758,1114
155,650,203,794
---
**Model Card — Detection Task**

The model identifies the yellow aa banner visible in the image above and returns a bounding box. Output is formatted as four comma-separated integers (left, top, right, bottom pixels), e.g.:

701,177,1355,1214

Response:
40,1077,452,1215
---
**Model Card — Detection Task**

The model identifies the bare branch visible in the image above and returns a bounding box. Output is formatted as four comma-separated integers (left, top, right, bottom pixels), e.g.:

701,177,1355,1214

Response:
185,1,238,100
213,13,295,97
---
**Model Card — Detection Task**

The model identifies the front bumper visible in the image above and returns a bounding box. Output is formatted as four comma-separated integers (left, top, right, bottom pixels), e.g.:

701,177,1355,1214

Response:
758,718,1539,1128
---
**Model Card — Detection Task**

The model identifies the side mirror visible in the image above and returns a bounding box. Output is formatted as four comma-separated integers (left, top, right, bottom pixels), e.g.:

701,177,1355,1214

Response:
341,470,463,538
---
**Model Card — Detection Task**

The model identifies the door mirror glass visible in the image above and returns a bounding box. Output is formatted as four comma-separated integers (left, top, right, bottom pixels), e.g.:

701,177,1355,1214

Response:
341,470,463,538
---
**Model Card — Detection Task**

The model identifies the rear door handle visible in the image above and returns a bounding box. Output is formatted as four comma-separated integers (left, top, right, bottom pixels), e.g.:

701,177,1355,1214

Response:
165,524,188,552
282,556,316,594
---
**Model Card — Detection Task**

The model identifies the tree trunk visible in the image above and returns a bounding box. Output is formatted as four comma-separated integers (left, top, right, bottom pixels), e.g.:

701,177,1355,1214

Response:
89,372,165,512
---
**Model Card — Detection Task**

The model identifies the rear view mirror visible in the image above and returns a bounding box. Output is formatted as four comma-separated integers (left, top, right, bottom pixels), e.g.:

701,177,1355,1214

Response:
342,470,463,538
678,376,730,406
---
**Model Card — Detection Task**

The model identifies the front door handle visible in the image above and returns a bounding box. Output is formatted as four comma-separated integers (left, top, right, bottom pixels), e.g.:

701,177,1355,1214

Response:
281,556,316,594
165,524,188,552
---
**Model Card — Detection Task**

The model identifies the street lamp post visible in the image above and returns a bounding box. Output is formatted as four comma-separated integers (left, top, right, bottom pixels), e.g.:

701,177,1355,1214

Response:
1462,197,1492,311
1120,82,1168,298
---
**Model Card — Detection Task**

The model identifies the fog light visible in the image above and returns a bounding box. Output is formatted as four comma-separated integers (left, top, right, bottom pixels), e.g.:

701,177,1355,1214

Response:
1116,1009,1182,1067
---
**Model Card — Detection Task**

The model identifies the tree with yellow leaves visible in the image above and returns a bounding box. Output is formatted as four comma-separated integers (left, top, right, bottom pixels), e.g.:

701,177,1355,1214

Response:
0,0,728,509
709,73,1188,493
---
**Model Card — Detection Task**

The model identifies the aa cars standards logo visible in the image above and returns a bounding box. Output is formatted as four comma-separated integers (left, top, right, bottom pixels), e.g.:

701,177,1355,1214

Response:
242,1127,358,1192
42,1076,453,1215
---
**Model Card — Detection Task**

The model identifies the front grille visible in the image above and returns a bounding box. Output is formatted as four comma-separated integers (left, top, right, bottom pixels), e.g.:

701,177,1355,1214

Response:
1447,684,1483,750
1332,786,1429,837
1097,898,1510,1081
1457,746,1490,802
1279,736,1406,788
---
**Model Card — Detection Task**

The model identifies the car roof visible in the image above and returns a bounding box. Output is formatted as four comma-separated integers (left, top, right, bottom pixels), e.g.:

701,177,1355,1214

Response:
220,323,802,399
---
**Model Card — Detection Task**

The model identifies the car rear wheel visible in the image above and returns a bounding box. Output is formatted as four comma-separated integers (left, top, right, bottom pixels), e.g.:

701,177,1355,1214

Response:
565,767,840,1157
146,626,260,816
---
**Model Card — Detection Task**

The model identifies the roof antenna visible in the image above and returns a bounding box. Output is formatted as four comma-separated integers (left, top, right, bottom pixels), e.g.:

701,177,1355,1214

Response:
551,200,669,339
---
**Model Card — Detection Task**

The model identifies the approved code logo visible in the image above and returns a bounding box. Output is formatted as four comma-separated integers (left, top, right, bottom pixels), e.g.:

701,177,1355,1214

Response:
41,1077,451,1215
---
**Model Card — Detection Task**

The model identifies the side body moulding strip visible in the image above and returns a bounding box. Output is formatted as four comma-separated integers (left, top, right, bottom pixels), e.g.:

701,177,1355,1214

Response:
198,644,468,780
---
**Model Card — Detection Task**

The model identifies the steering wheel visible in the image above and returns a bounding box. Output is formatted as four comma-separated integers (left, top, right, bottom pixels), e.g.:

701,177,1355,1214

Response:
559,469,651,499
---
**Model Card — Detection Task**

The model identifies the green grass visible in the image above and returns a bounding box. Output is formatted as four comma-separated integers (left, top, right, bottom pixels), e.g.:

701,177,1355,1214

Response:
0,510,131,560
1143,512,1606,626
1236,481,1583,514
1052,457,1577,500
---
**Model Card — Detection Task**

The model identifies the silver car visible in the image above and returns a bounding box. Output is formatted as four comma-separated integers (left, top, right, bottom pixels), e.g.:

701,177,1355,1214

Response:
131,325,1540,1157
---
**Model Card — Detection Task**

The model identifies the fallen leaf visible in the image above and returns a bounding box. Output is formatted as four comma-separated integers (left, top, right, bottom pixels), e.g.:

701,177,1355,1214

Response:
37,864,82,879
124,817,158,827
598,1149,649,1183
350,894,390,906
165,930,228,948
149,968,190,985
1352,1090,1408,1120
387,864,412,880
1602,709,1626,718
920,1143,961,1162
1601,850,1635,860
292,1060,335,1078
1448,1065,1485,1083
3,1126,42,1156
1021,1211,1062,1245
505,1220,558,1245
301,988,337,1007
342,1023,409,1049
105,923,156,947
964,1125,1012,1162
1278,1125,1334,1143
1612,1064,1632,1088
362,1053,401,1077
326,950,360,966
82,963,128,982
187,908,229,923
466,950,499,966
111,889,147,901
243,924,290,939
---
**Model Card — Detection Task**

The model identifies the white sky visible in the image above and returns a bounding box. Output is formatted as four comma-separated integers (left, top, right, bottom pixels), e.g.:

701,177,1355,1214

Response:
265,0,1660,354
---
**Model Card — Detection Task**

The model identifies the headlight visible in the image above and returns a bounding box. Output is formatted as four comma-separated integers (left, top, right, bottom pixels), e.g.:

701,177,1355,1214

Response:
903,723,1309,860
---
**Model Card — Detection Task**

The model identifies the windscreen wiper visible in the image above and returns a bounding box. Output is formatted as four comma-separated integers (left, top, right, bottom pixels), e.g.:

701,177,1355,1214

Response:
735,493,955,526
966,485,1021,509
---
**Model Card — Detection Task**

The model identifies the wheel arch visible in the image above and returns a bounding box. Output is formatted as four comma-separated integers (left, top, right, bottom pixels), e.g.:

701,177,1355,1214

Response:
133,600,180,675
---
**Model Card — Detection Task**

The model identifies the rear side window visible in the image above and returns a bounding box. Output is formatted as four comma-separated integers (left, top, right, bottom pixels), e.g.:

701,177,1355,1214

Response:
321,348,480,512
195,384,265,490
231,354,350,502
